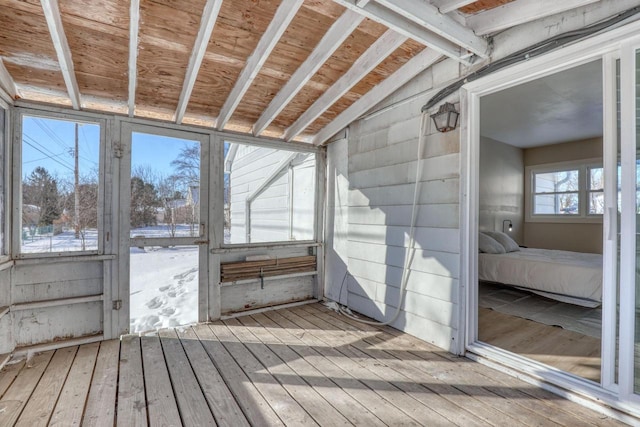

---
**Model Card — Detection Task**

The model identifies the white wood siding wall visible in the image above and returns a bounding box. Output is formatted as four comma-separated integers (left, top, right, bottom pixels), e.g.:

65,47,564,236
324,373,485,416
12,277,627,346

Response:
330,60,464,353
0,266,11,353
11,260,103,346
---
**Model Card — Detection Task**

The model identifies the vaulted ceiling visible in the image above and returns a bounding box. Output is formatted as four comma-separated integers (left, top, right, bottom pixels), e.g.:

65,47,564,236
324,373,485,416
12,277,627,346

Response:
0,0,611,144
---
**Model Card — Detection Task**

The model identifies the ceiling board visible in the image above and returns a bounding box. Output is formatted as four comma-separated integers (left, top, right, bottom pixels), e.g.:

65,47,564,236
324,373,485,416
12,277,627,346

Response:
480,59,603,148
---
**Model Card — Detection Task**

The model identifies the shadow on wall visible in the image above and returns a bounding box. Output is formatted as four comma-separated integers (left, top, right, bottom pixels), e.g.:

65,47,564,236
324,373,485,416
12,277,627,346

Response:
325,126,460,353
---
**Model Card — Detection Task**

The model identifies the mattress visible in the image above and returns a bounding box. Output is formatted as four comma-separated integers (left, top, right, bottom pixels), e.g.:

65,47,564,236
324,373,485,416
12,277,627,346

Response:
478,248,602,308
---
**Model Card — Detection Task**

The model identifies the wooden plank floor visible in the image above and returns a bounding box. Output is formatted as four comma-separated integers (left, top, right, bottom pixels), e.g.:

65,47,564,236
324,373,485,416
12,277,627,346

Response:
0,303,628,426
478,308,601,382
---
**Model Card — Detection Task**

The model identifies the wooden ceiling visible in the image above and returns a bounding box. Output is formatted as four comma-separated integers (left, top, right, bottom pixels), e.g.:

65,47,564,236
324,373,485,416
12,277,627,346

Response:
0,0,602,144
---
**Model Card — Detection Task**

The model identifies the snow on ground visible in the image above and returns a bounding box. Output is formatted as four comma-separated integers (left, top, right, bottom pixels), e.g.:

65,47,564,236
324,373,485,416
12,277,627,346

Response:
21,229,98,253
130,245,199,333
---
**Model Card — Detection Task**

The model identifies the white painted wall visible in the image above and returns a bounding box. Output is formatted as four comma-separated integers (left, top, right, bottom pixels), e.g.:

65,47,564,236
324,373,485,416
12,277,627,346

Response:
326,61,464,354
479,136,525,243
228,144,315,243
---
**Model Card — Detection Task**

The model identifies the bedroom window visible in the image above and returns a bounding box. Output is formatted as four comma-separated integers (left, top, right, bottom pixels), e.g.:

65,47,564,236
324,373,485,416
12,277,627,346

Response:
588,167,604,214
532,169,580,215
527,160,604,221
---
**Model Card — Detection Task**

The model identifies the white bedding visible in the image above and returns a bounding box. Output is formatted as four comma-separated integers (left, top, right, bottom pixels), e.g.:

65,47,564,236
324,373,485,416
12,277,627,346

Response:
478,248,602,308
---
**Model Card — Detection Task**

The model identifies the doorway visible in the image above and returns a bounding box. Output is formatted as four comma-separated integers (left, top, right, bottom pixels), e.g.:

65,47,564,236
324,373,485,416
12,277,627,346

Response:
460,25,640,414
120,123,209,333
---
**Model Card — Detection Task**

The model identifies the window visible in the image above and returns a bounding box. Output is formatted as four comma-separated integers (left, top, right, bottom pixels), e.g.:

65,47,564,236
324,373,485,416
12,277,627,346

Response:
224,141,316,244
532,169,580,215
20,115,100,253
588,166,604,214
527,160,603,220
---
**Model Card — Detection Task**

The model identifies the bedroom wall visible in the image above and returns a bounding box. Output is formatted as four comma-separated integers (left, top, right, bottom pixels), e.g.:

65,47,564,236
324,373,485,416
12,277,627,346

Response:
479,137,524,244
523,137,603,254
326,59,464,354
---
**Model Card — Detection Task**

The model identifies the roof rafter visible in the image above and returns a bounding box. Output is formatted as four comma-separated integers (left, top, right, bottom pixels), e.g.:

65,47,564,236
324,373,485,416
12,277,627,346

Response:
0,59,17,100
252,9,365,136
285,30,407,141
467,0,601,36
431,0,476,14
128,0,140,117
175,0,223,124
216,0,304,130
331,0,469,64
372,0,489,57
312,49,443,145
41,0,81,110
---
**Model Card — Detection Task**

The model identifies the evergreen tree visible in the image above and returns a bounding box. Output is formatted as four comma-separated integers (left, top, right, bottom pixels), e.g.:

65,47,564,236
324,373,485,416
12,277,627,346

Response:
130,176,159,227
23,167,61,226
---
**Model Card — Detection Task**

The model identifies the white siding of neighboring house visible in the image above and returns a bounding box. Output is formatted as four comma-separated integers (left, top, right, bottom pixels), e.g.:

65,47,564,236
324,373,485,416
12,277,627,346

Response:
228,145,315,244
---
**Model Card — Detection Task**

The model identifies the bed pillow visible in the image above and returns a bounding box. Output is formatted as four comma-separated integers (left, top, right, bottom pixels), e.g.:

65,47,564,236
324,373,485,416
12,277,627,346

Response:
484,231,520,252
478,233,506,254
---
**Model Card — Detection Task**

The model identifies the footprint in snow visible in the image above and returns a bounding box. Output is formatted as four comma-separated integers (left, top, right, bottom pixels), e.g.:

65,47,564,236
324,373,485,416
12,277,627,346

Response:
146,297,163,309
159,285,171,292
160,307,175,316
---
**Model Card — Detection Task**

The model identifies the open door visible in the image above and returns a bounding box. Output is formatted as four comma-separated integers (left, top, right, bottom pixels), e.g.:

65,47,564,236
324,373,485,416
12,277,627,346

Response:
118,123,209,334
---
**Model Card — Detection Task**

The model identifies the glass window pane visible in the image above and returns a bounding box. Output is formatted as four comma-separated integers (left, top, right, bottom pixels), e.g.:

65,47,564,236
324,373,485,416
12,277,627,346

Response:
533,193,579,215
588,192,604,214
589,167,604,190
534,170,579,193
21,116,100,253
224,141,316,244
130,133,200,238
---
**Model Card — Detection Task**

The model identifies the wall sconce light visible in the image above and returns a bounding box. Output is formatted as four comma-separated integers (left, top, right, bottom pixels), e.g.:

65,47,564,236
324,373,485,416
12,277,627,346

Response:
502,219,513,233
430,102,459,133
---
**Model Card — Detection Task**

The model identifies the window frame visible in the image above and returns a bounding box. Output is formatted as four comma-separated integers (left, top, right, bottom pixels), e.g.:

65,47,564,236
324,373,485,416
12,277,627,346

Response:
0,99,9,263
13,108,106,259
525,158,604,223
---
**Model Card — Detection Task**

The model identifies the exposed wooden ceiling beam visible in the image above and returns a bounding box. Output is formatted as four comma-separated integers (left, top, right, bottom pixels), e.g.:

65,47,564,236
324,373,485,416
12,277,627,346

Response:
373,0,489,57
216,0,304,130
431,0,476,14
312,49,443,145
252,9,365,136
285,30,407,141
0,59,17,100
331,0,469,64
467,0,601,36
175,0,223,124
128,0,140,117
41,0,81,110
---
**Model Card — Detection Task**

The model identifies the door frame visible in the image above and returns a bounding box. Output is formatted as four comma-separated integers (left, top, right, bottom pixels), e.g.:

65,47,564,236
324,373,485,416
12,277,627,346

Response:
460,19,640,417
116,121,211,334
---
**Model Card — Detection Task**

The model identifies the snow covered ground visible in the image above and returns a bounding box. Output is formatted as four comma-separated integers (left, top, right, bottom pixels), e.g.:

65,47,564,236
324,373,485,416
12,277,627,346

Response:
130,245,198,333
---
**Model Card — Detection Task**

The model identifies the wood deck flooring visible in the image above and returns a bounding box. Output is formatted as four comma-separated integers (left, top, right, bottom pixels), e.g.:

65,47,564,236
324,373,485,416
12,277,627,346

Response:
0,303,628,426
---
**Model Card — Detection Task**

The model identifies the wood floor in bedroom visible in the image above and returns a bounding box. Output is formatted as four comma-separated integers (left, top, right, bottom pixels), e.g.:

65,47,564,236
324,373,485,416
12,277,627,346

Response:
478,307,601,382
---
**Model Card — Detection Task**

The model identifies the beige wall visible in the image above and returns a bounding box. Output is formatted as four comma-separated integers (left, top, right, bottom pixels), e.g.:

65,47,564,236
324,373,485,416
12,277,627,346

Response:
479,137,524,244
524,137,602,166
523,137,603,254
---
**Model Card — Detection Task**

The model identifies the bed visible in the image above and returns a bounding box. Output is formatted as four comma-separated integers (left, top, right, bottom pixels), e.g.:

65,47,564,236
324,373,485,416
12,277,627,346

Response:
478,248,602,308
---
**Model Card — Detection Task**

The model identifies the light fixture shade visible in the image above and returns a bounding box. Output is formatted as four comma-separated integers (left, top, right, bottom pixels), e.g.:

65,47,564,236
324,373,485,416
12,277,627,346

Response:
430,102,459,133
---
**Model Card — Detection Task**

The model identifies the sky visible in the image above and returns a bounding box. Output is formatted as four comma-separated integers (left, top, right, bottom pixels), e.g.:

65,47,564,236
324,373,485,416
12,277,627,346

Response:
22,115,100,180
22,116,233,186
